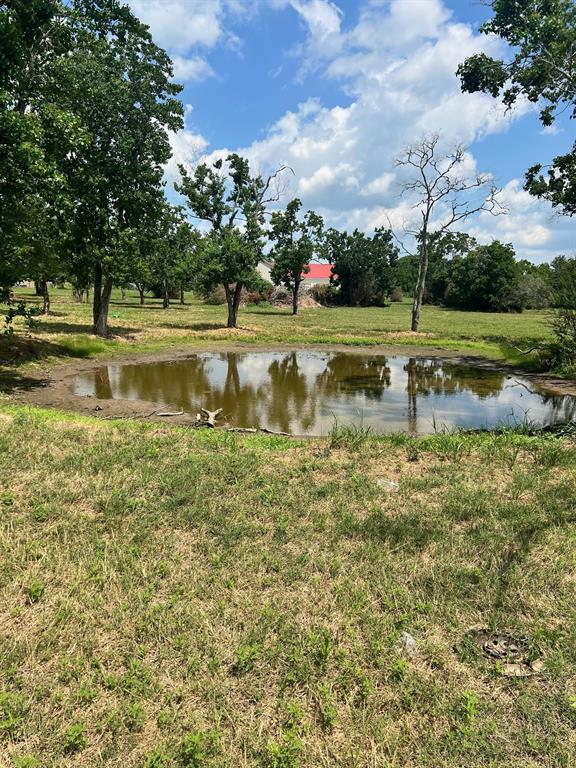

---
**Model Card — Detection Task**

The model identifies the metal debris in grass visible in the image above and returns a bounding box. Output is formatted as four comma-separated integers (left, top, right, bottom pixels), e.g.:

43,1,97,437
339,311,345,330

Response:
465,627,545,677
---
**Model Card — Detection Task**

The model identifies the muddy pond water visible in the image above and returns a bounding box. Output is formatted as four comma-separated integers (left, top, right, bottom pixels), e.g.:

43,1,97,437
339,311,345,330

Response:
73,350,576,435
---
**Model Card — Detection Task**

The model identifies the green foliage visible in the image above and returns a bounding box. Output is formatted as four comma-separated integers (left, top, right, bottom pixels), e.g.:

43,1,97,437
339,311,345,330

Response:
177,154,281,327
3,301,40,335
0,0,185,336
509,274,552,310
446,241,523,312
0,691,28,739
458,0,576,214
62,722,86,752
323,226,399,306
178,730,219,767
26,579,45,604
546,309,576,371
269,198,324,315
549,255,576,308
525,144,576,215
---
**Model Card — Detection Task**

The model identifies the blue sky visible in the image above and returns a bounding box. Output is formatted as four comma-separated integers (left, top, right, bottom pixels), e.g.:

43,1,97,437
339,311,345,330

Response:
129,0,574,263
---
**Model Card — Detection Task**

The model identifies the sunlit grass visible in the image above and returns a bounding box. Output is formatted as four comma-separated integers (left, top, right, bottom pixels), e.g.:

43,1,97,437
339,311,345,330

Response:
0,405,575,766
2,287,553,370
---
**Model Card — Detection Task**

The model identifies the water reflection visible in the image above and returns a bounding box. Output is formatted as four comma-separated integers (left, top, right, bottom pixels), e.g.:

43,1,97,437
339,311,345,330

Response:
74,351,576,435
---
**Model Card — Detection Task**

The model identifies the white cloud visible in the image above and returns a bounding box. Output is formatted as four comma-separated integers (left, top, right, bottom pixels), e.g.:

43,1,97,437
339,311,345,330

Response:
128,0,224,53
127,0,249,83
166,0,572,262
171,55,214,82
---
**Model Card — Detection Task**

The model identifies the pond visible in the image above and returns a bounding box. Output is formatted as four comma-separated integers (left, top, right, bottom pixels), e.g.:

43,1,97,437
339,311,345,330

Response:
73,350,576,435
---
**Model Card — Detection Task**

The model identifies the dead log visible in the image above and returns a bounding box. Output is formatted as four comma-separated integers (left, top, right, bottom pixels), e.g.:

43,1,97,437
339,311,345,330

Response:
156,410,184,417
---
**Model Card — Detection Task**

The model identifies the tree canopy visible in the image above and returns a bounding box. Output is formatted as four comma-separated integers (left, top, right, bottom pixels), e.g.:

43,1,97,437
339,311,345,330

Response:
457,0,576,215
269,198,324,315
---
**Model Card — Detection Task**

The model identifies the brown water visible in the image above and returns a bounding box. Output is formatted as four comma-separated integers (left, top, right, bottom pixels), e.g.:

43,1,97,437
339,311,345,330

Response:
73,350,576,435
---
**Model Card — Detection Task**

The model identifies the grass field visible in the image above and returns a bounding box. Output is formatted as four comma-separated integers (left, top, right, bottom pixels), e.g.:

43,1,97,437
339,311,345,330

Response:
1,287,555,368
1,409,575,767
1,288,575,767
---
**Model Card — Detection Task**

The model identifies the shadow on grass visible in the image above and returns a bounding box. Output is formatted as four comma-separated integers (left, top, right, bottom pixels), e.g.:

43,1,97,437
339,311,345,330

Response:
489,503,576,623
155,322,231,332
0,334,112,370
35,319,140,336
354,510,443,552
244,309,293,316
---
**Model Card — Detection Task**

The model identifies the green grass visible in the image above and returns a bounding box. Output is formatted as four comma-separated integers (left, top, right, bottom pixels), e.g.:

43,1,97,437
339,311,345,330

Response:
1,405,576,766
1,287,555,370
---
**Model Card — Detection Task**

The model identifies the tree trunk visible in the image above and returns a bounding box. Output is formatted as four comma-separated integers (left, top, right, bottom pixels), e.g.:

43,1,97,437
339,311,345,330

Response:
162,280,170,309
292,284,299,315
93,263,113,336
180,285,185,305
411,232,429,332
139,287,145,305
35,280,45,296
225,283,243,328
121,287,126,300
42,280,50,314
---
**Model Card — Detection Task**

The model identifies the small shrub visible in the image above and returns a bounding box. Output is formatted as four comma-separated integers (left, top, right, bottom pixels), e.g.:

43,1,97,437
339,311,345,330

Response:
546,309,576,371
143,748,171,768
310,283,340,306
63,722,86,753
0,691,28,739
390,286,404,302
244,274,274,304
178,730,219,767
203,286,226,305
26,580,45,604
266,731,304,768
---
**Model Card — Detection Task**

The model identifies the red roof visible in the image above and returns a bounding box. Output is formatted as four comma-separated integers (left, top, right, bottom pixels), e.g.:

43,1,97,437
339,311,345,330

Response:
303,263,333,280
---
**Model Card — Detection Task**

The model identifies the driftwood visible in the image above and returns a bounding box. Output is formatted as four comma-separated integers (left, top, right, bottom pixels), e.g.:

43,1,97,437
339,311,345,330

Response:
195,407,223,428
226,426,291,436
156,410,184,417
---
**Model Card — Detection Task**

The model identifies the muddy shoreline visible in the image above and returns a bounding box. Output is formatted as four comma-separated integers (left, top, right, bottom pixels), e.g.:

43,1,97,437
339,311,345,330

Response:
2,342,576,430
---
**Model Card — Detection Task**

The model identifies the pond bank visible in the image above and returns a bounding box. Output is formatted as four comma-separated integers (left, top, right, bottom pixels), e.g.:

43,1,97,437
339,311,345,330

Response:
4,343,575,433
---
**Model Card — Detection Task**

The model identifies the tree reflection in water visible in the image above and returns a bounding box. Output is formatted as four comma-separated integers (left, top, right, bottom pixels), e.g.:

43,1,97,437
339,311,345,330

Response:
74,351,576,435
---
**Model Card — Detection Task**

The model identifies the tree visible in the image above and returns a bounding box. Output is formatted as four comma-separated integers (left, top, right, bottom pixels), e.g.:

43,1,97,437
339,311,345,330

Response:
457,0,576,215
60,0,184,335
147,205,197,308
323,227,399,306
395,135,504,331
549,255,576,308
268,198,324,315
0,0,83,304
445,241,523,312
176,154,289,328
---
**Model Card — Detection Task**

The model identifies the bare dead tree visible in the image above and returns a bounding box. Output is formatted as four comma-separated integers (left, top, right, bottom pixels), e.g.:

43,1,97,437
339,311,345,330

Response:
394,134,507,332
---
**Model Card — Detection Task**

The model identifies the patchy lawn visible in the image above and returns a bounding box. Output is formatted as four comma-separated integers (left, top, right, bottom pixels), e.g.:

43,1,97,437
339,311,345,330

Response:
1,406,575,767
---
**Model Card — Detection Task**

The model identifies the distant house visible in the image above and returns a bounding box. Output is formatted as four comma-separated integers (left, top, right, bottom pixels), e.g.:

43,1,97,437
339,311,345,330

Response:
257,260,334,286
302,263,333,285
